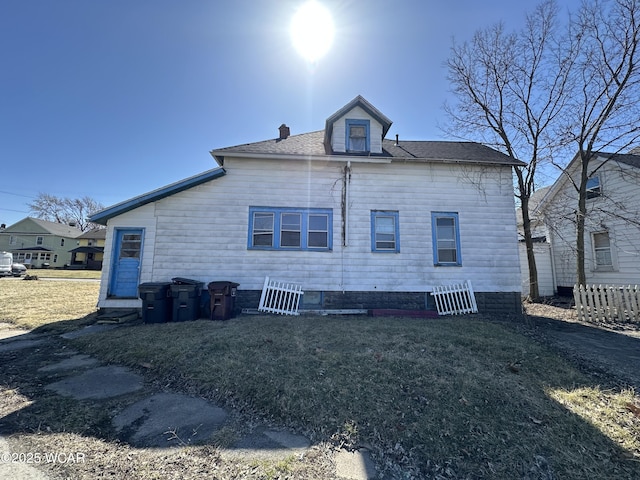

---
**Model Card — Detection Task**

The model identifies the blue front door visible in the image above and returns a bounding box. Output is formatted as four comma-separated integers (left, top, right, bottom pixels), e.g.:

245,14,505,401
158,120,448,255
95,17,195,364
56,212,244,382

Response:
109,229,143,297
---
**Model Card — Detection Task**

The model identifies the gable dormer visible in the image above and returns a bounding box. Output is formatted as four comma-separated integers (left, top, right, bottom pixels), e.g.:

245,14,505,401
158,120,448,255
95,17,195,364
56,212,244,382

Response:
323,95,392,155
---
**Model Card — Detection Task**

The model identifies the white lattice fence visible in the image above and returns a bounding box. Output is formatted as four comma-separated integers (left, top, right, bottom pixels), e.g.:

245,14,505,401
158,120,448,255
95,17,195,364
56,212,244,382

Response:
432,280,478,316
574,284,640,323
258,276,304,315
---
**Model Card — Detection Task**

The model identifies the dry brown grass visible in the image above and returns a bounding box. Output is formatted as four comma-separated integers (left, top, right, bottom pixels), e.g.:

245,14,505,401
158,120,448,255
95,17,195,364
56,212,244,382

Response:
0,278,99,330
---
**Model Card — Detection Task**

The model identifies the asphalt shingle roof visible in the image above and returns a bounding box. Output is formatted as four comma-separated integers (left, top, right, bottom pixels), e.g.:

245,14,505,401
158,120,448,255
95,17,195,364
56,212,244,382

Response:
211,131,524,167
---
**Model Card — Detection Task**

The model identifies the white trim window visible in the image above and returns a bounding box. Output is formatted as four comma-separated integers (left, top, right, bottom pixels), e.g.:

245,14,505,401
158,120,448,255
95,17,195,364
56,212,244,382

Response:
586,175,602,199
592,231,613,269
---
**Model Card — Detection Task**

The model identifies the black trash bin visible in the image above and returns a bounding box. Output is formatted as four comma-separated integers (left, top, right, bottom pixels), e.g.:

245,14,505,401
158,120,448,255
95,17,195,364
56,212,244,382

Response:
170,278,204,322
208,281,240,320
138,282,172,324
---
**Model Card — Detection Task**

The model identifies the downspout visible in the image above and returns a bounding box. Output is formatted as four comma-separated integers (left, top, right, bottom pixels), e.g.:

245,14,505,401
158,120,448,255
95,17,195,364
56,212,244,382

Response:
343,161,351,247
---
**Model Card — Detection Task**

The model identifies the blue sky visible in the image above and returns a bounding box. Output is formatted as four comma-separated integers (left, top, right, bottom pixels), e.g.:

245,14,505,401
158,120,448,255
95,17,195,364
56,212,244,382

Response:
0,0,579,227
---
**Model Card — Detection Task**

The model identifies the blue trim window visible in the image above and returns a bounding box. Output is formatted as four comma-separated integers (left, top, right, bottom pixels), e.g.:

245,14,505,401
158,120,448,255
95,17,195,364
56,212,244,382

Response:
371,210,399,252
432,212,461,266
346,119,370,153
249,207,332,251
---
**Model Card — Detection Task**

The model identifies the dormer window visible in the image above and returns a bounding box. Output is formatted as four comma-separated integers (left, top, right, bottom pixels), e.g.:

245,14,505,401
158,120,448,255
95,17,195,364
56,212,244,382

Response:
346,119,369,153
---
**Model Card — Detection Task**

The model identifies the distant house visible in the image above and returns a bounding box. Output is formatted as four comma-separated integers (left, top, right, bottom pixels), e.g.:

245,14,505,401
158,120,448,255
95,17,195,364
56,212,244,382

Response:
530,151,640,295
0,217,83,268
516,186,556,297
90,96,525,314
69,228,106,270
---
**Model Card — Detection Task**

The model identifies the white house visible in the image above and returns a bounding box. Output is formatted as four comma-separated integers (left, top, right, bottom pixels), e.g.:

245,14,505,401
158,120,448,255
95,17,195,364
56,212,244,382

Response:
516,187,556,297
90,96,525,314
533,151,640,295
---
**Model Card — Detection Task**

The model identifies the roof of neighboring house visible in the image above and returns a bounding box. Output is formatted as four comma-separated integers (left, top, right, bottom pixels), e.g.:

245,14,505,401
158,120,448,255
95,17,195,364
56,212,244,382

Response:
516,186,551,225
78,228,106,240
594,151,640,169
89,167,226,225
69,246,104,254
211,131,525,167
2,217,84,238
13,246,52,251
536,149,640,214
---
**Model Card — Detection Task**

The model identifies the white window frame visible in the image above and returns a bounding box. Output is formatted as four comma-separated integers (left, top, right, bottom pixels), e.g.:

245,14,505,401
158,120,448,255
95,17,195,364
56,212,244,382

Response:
592,231,615,271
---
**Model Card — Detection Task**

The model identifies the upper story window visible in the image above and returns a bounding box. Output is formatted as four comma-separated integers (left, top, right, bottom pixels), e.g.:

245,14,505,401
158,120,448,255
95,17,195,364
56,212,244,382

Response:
36,236,43,245
249,207,332,251
60,238,65,246
432,212,462,266
9,235,15,245
586,175,602,199
345,119,370,153
371,211,399,252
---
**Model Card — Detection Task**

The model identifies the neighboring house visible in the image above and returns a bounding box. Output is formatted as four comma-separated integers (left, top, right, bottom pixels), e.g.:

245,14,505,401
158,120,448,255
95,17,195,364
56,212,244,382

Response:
90,96,525,314
516,186,556,297
534,151,640,295
69,228,106,270
0,217,83,268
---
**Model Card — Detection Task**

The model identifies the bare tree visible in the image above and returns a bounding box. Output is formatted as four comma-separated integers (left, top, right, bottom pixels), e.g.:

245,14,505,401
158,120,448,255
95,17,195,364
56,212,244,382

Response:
445,0,574,300
557,0,640,286
28,193,104,232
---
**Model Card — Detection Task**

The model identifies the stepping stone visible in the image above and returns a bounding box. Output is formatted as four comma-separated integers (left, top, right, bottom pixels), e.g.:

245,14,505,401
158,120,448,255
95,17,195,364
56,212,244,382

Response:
227,427,310,460
112,392,228,447
45,366,143,400
335,448,377,480
38,354,99,372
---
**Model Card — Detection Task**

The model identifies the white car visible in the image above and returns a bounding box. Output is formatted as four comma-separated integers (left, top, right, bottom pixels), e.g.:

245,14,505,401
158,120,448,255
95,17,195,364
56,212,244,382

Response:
11,263,27,277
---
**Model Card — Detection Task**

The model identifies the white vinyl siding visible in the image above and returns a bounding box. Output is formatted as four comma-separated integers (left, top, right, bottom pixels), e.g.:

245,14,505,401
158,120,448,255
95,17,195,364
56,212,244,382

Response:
104,157,520,296
543,156,640,287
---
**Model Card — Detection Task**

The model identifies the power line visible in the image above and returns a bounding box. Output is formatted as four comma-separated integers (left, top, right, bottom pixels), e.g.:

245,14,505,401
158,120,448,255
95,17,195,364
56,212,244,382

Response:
0,207,30,213
0,190,35,199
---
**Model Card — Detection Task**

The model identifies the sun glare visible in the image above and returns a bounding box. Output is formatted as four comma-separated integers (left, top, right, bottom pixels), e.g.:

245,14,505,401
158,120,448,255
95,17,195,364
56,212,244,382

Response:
290,1,335,63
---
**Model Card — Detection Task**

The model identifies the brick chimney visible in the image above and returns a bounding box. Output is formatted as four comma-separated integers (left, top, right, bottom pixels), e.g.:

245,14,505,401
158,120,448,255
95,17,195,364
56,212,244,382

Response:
279,124,290,140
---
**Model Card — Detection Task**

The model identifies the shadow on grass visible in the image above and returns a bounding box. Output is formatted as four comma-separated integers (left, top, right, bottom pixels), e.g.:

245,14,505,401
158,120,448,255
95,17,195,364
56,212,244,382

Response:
523,313,640,390
29,312,101,335
0,313,639,479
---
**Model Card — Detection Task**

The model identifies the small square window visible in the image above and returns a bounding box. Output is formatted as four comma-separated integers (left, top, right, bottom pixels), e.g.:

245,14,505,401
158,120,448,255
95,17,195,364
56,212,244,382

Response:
346,119,370,153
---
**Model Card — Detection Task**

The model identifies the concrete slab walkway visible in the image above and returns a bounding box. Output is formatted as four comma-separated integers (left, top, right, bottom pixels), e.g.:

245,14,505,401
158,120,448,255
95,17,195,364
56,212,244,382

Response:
0,321,379,478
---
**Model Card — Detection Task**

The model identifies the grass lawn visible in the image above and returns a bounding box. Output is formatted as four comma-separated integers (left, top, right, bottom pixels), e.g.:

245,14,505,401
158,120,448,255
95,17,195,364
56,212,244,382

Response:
72,315,640,479
0,278,99,330
1,279,638,478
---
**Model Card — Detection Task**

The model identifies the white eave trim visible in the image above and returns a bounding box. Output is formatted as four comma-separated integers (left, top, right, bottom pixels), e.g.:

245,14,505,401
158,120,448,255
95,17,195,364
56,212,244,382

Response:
210,151,393,164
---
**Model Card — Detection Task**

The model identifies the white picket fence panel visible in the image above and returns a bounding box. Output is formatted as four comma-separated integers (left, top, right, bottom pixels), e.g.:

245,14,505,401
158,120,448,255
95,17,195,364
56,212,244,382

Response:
432,280,478,316
574,284,640,323
258,276,304,315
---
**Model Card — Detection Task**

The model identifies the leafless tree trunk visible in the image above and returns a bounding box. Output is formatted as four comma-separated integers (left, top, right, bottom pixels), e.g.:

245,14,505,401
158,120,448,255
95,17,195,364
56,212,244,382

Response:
445,0,574,301
560,0,640,286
